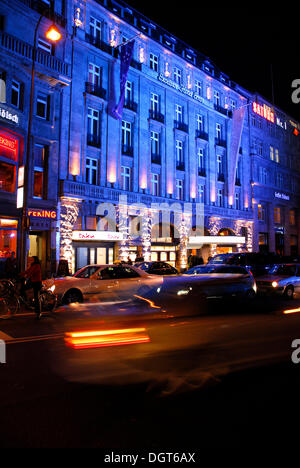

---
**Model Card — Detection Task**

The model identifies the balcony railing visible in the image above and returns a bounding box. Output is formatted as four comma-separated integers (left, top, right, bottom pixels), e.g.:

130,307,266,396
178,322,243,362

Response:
174,120,188,133
198,168,206,177
217,173,225,182
214,103,229,117
85,33,113,55
124,99,138,112
176,161,185,171
85,82,106,99
87,133,101,148
151,154,161,164
195,129,208,141
0,31,70,77
122,144,133,156
215,137,227,148
149,109,165,123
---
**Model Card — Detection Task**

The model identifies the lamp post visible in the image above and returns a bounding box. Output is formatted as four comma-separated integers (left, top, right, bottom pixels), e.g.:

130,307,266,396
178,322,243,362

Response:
19,16,61,272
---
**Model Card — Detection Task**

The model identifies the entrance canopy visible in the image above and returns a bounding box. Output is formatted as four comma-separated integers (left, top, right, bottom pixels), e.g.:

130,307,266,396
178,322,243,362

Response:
188,236,245,249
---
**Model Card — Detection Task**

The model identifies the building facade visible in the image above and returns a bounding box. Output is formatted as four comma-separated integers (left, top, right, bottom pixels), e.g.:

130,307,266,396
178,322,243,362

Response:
0,0,70,276
59,0,255,273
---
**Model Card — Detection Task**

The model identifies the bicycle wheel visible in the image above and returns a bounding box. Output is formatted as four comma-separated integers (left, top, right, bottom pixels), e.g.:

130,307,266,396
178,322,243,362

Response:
0,279,14,298
0,296,19,316
40,290,57,312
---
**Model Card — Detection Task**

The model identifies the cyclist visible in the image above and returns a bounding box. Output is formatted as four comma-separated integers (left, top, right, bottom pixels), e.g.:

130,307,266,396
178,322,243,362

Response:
21,256,42,319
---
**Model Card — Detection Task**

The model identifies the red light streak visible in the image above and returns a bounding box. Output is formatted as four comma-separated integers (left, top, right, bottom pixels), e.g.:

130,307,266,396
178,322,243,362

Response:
65,327,150,349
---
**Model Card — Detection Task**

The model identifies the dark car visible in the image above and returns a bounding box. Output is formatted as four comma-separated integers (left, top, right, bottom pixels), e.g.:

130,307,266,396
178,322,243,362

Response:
207,252,283,277
135,261,178,276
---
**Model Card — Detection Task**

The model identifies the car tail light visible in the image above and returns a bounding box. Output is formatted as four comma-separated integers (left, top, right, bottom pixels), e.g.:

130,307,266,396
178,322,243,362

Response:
65,327,150,349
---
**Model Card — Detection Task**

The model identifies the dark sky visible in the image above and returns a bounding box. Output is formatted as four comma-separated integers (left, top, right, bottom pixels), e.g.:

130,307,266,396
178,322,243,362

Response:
124,1,300,121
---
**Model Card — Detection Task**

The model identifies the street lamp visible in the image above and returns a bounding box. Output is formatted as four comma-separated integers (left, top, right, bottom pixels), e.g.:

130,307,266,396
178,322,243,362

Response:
19,16,62,272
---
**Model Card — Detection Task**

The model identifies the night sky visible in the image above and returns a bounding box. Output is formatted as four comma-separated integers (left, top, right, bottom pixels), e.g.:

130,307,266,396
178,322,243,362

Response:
123,1,300,121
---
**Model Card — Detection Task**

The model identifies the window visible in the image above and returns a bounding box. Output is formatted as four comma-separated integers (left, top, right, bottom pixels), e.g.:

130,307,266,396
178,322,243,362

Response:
276,173,283,188
259,167,268,185
194,80,202,96
214,90,220,106
175,178,183,200
151,173,159,196
274,207,281,224
11,80,20,109
173,67,182,84
90,16,101,42
217,188,223,207
33,144,48,198
275,148,279,163
196,114,204,131
121,120,132,154
270,146,274,161
0,218,18,258
175,104,183,122
37,38,52,54
258,204,266,221
36,93,50,120
88,63,101,86
290,209,296,226
125,81,133,104
235,192,240,210
198,184,205,204
175,140,184,166
85,158,97,185
198,148,205,171
121,166,131,191
216,123,222,139
149,53,158,72
0,133,18,193
151,131,160,156
150,93,159,112
217,154,222,175
87,107,100,146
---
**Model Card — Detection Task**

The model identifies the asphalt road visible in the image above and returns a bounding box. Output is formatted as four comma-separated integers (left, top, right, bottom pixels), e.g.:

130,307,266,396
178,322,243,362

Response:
0,294,300,451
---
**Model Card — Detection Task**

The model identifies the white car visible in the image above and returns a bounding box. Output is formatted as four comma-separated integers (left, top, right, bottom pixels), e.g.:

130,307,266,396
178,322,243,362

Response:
45,264,162,304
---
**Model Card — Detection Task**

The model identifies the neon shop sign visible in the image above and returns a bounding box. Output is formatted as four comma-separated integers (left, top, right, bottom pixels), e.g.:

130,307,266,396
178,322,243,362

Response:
252,102,275,123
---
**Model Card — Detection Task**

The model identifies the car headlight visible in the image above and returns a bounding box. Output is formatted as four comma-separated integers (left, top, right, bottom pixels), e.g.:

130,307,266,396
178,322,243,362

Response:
272,281,278,288
48,285,56,293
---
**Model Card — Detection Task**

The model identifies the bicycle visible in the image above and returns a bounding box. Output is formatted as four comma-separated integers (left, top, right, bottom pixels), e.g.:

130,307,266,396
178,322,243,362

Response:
0,278,57,317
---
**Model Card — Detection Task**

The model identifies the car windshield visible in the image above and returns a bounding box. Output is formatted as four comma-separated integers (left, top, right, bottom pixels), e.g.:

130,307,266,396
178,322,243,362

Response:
269,265,297,276
73,266,100,278
136,263,150,271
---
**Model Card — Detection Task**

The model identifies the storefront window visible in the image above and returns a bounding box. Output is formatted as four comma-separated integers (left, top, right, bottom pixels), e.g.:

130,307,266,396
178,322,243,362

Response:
33,170,43,198
0,133,18,193
0,219,18,257
0,161,16,192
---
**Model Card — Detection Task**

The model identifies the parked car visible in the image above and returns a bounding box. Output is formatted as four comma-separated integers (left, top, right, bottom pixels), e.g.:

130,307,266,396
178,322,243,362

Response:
207,252,284,277
256,263,300,299
44,264,162,304
183,264,256,299
134,261,178,276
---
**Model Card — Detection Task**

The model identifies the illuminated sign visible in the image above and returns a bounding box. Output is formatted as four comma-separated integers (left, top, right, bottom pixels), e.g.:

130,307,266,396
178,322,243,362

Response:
276,117,287,130
0,133,18,161
72,231,124,241
28,209,57,219
158,73,205,103
0,106,19,125
16,187,24,209
188,236,246,246
274,192,290,201
252,102,275,123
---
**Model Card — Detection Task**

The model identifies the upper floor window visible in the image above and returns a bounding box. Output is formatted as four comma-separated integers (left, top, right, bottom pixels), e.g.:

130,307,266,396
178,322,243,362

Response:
121,165,131,191
36,93,50,120
198,184,205,204
122,120,132,148
274,206,281,224
194,80,202,96
88,63,101,86
151,131,160,156
258,204,266,221
175,178,184,200
214,90,220,106
173,67,182,85
217,188,224,207
175,140,184,165
196,114,204,131
197,148,205,170
151,173,159,196
235,192,241,210
216,122,222,140
85,157,98,185
87,107,100,147
149,53,159,72
90,16,101,42
150,93,159,112
175,104,183,122
33,144,48,199
11,80,21,109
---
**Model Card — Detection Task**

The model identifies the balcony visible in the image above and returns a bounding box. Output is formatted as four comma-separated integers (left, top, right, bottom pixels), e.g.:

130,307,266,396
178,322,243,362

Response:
85,33,113,55
176,161,185,171
0,31,70,78
195,129,208,141
122,144,133,156
174,120,188,133
198,168,206,177
87,133,101,148
124,99,138,112
214,103,229,117
149,109,165,124
151,154,161,165
85,82,106,100
215,137,227,148
217,173,225,182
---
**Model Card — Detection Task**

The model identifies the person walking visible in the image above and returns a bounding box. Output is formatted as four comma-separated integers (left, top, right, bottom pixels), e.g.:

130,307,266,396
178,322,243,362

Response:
4,251,18,279
21,256,43,319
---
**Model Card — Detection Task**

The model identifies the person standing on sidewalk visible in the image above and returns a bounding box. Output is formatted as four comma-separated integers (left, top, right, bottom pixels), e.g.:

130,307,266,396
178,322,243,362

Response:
21,256,43,319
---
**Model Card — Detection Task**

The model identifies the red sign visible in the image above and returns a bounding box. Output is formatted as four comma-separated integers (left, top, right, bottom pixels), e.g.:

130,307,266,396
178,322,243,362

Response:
252,102,275,123
0,133,18,161
28,209,57,219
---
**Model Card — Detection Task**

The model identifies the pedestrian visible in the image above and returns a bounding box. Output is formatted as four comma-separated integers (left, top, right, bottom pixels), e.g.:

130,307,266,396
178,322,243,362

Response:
21,256,43,319
4,251,18,279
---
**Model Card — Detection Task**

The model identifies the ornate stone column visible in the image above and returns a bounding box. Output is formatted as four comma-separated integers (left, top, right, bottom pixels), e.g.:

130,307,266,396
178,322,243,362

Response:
141,208,152,262
59,197,81,271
